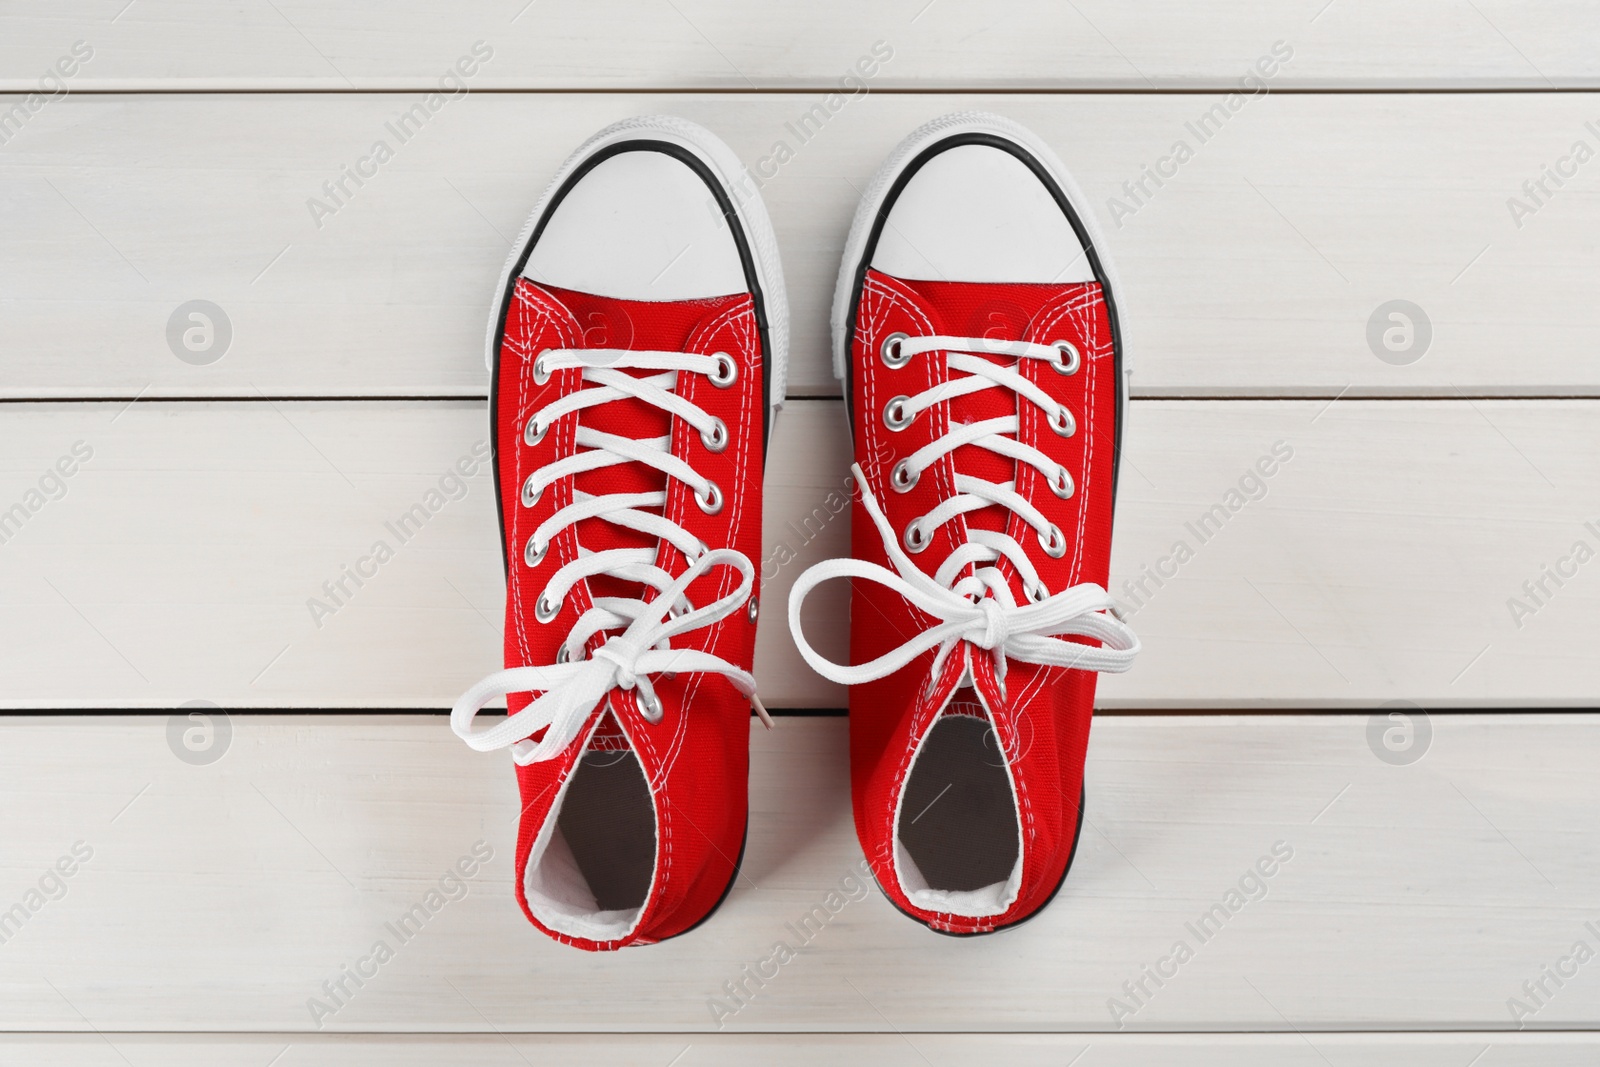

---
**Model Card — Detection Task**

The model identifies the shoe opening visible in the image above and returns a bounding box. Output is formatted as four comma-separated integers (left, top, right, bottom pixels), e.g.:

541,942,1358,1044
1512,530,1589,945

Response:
524,732,657,943
894,690,1022,918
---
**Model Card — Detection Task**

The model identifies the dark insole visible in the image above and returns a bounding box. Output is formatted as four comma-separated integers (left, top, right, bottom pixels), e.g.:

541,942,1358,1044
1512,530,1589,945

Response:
896,713,1020,893
556,750,656,912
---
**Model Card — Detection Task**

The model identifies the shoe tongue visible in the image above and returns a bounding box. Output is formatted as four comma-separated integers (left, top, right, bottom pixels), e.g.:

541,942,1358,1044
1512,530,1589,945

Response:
586,707,631,755
941,684,986,721
895,278,1068,537
536,284,746,607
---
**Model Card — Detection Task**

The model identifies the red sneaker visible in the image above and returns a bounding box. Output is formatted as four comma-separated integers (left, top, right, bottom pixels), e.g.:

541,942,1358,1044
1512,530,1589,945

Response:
453,117,786,950
789,113,1138,935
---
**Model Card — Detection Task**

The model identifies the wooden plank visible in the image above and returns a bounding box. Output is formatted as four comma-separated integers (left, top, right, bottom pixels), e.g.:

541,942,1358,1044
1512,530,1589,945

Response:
0,713,1596,1032
2,398,1598,710
3,1,1599,91
5,92,1600,400
2,1032,1598,1066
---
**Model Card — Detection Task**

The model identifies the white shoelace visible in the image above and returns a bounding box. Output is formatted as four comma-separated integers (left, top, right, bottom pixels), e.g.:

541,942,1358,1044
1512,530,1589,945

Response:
788,334,1138,689
453,347,771,766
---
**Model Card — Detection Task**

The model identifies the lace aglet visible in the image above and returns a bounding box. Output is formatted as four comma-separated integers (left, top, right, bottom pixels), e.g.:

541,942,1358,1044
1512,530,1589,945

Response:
750,692,775,730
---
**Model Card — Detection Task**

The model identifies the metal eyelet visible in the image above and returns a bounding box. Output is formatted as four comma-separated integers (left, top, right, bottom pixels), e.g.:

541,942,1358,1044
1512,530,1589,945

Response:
1027,582,1049,604
747,596,759,622
1049,405,1076,437
669,596,694,619
637,688,664,722
1039,523,1067,559
681,539,708,563
881,332,911,368
535,592,562,623
695,481,724,515
1050,340,1081,376
521,476,542,508
883,396,914,431
1049,465,1075,499
524,537,547,567
903,518,931,554
524,414,547,446
701,417,729,453
890,459,918,493
710,352,737,388
533,353,552,385
555,644,574,664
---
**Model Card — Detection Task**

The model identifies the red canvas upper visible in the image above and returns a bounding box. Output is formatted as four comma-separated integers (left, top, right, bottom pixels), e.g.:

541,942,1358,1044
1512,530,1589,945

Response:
491,278,766,949
845,269,1121,934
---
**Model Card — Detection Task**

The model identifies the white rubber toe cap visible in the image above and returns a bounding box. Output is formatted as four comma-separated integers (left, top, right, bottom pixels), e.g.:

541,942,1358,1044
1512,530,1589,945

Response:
870,143,1093,284
522,148,746,301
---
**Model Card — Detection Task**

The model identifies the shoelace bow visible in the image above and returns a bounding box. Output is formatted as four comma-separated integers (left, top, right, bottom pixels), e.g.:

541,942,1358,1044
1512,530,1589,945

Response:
453,346,771,766
788,335,1139,689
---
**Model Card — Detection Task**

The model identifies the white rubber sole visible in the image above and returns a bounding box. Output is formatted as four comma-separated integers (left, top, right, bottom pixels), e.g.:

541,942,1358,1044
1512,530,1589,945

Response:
829,111,1130,430
486,115,790,410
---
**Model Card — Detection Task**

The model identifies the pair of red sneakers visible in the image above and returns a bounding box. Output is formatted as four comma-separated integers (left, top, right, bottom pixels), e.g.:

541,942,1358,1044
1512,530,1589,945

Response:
451,114,1138,950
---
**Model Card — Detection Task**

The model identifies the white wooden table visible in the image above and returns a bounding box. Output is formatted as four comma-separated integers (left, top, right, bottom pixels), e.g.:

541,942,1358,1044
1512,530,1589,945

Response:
3,2,1598,1062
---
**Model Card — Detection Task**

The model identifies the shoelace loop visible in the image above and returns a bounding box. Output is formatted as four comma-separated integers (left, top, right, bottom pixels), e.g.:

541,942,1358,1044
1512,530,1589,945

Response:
455,548,771,765
788,465,1138,689
973,596,1007,650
